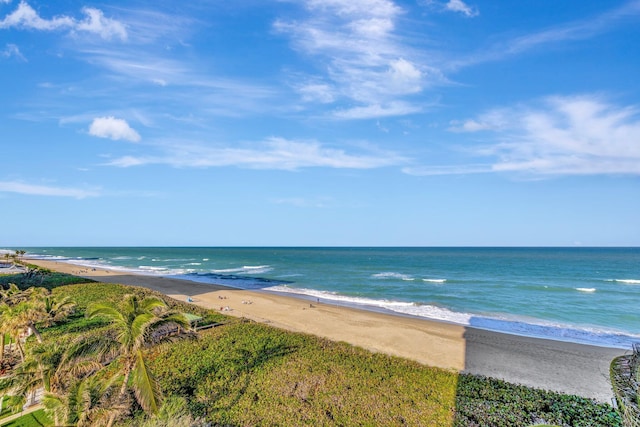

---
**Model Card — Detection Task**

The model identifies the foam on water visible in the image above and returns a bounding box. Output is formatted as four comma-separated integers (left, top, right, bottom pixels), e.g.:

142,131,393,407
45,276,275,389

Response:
372,272,413,281
265,285,638,348
613,279,640,285
16,247,640,349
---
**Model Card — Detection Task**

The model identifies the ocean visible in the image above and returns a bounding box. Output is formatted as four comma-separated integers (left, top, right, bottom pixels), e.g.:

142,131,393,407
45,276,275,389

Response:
7,247,640,349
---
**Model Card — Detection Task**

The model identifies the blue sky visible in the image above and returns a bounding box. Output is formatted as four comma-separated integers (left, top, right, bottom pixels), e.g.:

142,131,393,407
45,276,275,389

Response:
1,0,639,246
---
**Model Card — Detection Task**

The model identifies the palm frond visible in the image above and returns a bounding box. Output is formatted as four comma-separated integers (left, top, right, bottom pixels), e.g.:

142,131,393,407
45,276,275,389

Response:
86,304,125,324
131,349,162,414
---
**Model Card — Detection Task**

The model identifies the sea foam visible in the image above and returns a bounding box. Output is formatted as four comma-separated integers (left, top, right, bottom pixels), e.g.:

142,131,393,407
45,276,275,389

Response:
264,285,637,348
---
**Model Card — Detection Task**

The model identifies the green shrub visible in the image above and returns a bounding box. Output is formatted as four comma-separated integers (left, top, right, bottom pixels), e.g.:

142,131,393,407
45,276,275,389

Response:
453,375,621,426
0,270,93,291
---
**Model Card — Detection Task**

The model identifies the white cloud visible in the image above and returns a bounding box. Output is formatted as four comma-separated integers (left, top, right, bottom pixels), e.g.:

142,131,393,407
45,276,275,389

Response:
440,95,640,176
445,0,478,17
333,101,422,119
402,164,492,176
75,7,127,41
0,1,73,30
275,0,436,118
0,181,99,198
297,82,336,104
1,43,25,60
89,116,141,142
0,2,127,40
106,137,407,170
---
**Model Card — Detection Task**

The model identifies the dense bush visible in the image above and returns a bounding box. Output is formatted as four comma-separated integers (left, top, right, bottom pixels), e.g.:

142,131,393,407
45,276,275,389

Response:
0,269,93,291
454,375,621,426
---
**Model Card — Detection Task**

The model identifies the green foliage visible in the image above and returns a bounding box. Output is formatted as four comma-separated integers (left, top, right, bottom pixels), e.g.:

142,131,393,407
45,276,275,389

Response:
0,409,52,427
453,375,621,427
51,283,132,310
0,270,93,292
4,279,622,427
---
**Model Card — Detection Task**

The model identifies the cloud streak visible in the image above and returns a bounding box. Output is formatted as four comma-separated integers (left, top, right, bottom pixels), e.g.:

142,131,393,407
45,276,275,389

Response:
424,95,640,176
0,181,100,198
445,0,478,17
452,0,640,69
106,137,407,170
1,43,25,60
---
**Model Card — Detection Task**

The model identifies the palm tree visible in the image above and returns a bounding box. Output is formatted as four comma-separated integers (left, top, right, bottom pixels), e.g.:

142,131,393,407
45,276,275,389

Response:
0,302,30,362
0,284,24,362
44,373,123,427
0,341,63,409
86,294,192,426
40,294,76,328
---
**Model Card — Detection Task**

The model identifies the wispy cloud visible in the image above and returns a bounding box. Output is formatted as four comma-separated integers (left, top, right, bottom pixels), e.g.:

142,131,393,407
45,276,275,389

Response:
0,181,100,198
419,0,478,17
445,0,478,17
89,116,141,142
270,196,333,208
452,0,640,68
106,137,407,170
413,95,640,176
1,43,25,60
275,0,439,119
0,1,127,40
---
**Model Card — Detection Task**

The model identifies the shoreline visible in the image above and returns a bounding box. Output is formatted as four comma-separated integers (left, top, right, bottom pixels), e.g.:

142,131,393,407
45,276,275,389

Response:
23,258,625,403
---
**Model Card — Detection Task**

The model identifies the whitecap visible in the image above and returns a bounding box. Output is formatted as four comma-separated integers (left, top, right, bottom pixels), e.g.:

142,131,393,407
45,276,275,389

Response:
138,266,168,271
423,278,447,283
615,279,640,285
576,287,596,293
264,285,638,348
372,272,413,281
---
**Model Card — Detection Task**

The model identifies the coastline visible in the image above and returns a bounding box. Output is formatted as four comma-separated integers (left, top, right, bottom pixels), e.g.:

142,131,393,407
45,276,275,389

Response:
24,258,624,403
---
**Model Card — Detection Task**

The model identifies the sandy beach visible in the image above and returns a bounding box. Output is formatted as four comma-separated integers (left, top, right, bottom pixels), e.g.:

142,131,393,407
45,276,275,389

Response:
24,258,624,403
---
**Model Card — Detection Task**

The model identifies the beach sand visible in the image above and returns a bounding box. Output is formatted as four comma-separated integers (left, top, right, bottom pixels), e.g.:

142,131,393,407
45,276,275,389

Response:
25,258,624,403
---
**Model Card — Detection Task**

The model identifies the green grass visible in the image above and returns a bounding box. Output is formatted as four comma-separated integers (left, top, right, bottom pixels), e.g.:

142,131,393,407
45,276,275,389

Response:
152,321,460,425
145,321,620,426
0,410,51,427
2,278,623,426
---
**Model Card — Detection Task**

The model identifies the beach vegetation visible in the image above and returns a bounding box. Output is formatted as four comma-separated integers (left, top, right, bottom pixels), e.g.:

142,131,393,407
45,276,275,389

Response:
76,294,194,426
0,269,93,292
610,344,640,427
0,277,622,427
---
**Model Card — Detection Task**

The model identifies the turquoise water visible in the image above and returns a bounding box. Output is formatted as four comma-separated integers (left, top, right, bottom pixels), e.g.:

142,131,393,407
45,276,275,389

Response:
9,247,640,348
